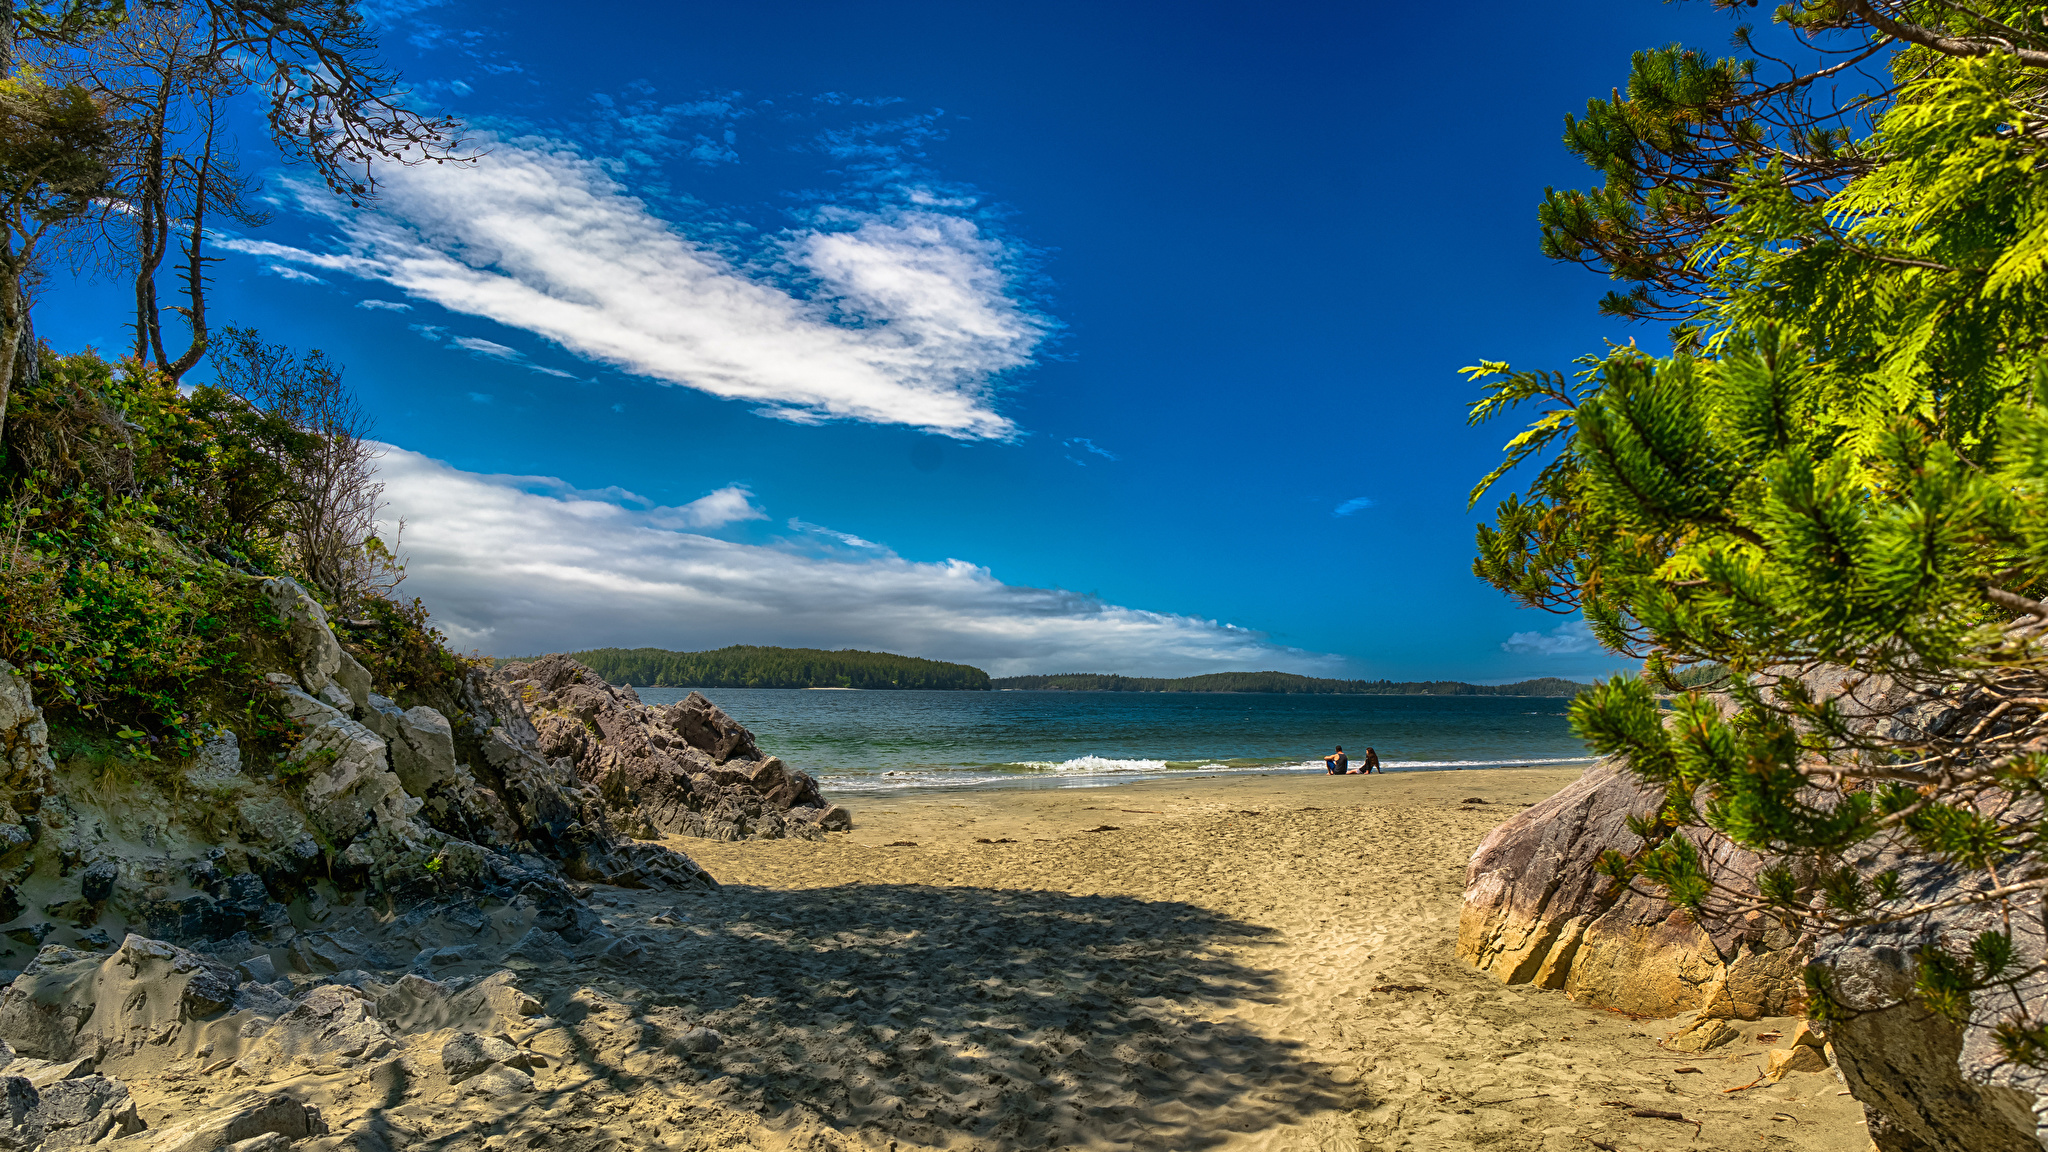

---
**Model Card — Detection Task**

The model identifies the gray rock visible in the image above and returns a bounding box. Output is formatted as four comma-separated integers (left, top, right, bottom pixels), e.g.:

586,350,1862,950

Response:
78,860,116,905
259,578,343,695
235,953,277,986
505,928,567,966
34,1074,142,1149
333,649,373,714
233,982,293,1017
440,1031,527,1082
0,663,52,859
233,985,395,1075
278,686,417,845
187,729,243,785
1815,880,2046,1152
0,1075,39,1151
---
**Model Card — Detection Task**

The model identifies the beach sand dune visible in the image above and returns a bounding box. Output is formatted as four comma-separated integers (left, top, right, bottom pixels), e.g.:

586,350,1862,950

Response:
337,769,1868,1151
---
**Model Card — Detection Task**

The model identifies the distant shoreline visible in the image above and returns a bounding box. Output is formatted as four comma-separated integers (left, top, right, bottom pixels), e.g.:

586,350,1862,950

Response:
624,685,1582,698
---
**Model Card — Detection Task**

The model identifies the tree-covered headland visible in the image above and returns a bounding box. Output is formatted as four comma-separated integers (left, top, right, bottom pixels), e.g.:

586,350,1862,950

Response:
565,646,993,691
1469,2,2048,1057
0,1,475,765
990,672,1588,695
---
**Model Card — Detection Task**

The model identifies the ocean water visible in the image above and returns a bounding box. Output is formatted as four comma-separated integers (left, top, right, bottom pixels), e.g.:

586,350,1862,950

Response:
632,687,1594,798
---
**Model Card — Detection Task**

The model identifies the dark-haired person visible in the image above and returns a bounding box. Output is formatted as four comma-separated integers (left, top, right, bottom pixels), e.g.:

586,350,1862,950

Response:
1363,747,1381,774
1324,745,1349,775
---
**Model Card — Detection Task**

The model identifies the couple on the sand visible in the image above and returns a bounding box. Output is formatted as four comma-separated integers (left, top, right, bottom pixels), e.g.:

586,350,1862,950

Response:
1323,745,1380,775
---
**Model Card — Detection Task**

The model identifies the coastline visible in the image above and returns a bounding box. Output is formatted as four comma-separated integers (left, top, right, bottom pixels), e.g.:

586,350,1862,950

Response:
577,765,1870,1151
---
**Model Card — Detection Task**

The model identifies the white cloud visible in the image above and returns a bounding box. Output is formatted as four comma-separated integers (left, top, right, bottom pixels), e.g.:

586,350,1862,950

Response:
263,263,325,284
1501,619,1597,656
357,299,412,312
663,485,768,530
376,447,1343,676
224,132,1046,438
1333,496,1375,517
451,335,519,358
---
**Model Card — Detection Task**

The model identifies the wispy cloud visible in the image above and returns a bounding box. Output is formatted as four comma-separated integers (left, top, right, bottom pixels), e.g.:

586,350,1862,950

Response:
263,263,325,284
452,335,519,358
409,322,577,378
787,517,882,550
1062,437,1118,466
1501,619,1597,656
1332,496,1375,517
357,299,412,312
376,447,1344,677
226,133,1047,437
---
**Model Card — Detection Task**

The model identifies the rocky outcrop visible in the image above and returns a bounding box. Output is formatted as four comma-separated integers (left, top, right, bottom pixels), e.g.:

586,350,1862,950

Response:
486,654,846,841
1459,757,1803,1020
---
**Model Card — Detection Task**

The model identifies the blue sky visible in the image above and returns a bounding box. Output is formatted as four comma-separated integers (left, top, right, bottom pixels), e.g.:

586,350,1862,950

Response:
40,0,1746,680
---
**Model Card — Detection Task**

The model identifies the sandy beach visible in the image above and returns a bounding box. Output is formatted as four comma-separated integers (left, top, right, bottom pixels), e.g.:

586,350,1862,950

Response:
176,768,1870,1152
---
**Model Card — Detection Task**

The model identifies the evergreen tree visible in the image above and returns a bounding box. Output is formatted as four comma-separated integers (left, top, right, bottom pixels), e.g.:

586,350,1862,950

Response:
1471,1,2048,1054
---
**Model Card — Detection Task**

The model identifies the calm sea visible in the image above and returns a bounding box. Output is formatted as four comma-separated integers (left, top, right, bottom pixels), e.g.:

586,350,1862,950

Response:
632,688,1593,798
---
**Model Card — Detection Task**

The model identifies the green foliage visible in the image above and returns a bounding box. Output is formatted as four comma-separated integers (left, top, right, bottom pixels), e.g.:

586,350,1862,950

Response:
0,349,315,760
563,645,991,691
0,65,115,235
989,672,1590,696
340,593,477,713
1471,2,2048,1053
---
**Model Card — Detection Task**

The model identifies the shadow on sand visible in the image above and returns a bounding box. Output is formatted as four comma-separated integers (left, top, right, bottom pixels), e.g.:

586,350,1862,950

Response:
502,880,1358,1150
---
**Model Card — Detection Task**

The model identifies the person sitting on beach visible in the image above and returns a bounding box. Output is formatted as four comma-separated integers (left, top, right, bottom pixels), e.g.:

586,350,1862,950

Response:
1364,747,1381,774
1324,745,1349,774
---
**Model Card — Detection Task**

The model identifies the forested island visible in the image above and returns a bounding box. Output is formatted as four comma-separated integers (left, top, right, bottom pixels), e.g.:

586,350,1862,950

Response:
988,672,1589,695
567,646,993,690
557,649,1590,695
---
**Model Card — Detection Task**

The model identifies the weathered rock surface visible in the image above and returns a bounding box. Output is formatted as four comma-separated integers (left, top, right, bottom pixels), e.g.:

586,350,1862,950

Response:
119,1092,324,1152
488,655,832,841
258,579,342,697
232,985,394,1076
0,936,234,1064
439,1031,524,1082
1459,757,1802,1019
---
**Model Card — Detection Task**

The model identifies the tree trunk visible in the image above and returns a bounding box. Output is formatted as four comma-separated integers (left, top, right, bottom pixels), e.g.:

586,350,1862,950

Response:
0,264,26,452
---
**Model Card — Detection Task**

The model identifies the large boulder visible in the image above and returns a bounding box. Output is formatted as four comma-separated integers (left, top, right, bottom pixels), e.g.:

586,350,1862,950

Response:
1459,664,2048,1152
1459,758,1802,1019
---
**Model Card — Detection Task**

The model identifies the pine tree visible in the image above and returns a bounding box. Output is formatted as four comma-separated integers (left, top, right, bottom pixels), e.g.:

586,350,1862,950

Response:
1471,2,2048,1055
